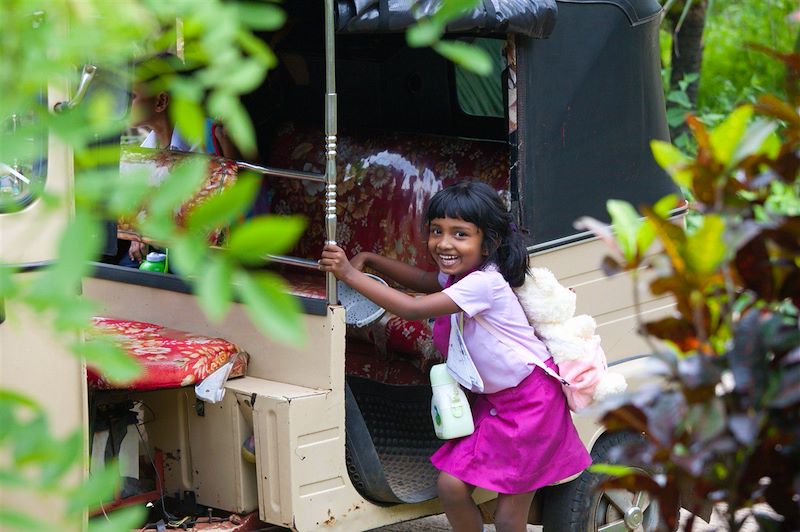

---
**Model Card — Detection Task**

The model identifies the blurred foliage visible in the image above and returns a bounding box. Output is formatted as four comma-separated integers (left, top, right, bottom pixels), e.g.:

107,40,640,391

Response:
0,0,299,528
406,0,492,75
0,0,492,528
577,44,800,531
698,0,796,116
0,391,145,530
660,0,796,128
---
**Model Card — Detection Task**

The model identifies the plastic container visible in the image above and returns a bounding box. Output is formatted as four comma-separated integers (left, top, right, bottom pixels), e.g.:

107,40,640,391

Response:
337,273,387,327
430,363,474,440
139,251,167,273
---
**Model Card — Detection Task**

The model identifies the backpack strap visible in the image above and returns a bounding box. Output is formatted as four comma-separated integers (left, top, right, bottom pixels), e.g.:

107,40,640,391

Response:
471,314,571,387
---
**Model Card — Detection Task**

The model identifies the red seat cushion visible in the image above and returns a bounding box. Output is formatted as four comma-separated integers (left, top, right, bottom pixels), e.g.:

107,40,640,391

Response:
88,317,248,391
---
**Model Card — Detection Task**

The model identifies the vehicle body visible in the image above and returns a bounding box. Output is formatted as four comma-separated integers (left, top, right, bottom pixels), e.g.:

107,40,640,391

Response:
1,0,683,530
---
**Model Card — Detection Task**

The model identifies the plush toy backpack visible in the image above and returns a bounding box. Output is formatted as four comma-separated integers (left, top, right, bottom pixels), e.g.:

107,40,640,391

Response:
512,267,627,411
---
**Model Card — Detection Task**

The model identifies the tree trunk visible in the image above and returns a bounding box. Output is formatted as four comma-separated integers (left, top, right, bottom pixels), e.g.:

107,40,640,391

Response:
668,0,707,139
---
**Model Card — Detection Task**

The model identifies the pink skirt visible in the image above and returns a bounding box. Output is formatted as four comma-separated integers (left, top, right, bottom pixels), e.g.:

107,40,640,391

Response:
430,359,592,494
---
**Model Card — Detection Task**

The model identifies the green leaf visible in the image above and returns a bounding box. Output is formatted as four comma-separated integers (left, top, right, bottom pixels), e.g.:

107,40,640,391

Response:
107,169,152,218
686,214,726,274
88,506,147,532
78,337,142,384
653,193,680,219
197,255,233,322
436,0,480,18
236,29,279,67
0,265,18,298
588,463,636,477
433,41,492,76
686,399,727,442
732,118,778,163
222,59,268,93
146,157,208,217
54,297,99,331
0,509,52,531
666,107,688,128
236,3,286,31
651,140,692,188
27,214,103,306
710,105,753,166
667,90,691,108
67,463,121,516
677,72,699,91
607,200,641,263
227,215,307,264
407,20,445,47
185,173,260,233
168,235,209,276
137,213,176,243
0,390,41,412
207,90,257,155
58,213,104,278
170,97,206,147
11,414,52,466
235,270,303,345
41,430,83,486
637,194,679,255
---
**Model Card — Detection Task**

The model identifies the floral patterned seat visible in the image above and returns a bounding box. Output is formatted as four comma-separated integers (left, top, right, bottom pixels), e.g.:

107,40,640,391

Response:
263,125,510,384
117,149,239,246
88,317,248,391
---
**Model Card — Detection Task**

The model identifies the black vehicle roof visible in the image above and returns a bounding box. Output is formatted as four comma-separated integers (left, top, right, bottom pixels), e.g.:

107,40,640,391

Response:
334,0,556,38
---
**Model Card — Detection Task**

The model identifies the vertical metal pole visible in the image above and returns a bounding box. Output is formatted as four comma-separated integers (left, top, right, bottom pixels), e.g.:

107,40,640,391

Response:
324,0,338,305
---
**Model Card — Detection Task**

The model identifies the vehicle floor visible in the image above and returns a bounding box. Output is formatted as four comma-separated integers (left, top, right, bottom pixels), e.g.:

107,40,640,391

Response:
346,376,441,504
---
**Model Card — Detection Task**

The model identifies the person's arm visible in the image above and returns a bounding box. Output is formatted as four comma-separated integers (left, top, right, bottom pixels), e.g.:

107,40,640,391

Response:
128,240,147,262
321,244,459,320
350,251,441,294
212,123,243,160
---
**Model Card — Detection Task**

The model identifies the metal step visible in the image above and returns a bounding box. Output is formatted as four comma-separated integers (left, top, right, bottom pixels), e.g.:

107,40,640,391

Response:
345,376,441,504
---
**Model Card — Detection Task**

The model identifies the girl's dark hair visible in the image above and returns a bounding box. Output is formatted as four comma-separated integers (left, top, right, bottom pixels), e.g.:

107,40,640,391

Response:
424,181,529,287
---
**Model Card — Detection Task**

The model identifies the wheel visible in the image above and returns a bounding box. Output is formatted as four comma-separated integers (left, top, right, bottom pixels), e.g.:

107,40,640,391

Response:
541,431,675,532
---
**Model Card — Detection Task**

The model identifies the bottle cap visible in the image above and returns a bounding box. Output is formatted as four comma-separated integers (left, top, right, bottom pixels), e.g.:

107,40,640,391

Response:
146,252,167,263
430,363,457,386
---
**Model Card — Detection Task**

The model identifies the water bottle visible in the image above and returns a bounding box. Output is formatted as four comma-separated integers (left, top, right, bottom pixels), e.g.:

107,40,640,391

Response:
430,364,474,440
139,251,167,273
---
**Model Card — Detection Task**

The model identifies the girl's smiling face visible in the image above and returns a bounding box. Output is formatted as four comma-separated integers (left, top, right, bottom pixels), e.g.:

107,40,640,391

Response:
428,217,485,277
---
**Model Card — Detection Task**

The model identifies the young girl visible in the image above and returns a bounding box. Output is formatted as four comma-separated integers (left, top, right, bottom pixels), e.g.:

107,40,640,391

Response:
319,181,591,531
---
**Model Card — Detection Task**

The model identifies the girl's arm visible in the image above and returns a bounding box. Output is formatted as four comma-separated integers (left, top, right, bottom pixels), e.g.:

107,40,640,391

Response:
321,244,459,320
351,251,441,294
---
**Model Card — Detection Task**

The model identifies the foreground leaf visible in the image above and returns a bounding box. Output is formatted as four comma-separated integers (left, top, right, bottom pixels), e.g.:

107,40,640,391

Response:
235,270,303,345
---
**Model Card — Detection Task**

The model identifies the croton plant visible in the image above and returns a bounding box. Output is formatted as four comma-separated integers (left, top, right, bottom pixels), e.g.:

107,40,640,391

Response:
577,47,800,531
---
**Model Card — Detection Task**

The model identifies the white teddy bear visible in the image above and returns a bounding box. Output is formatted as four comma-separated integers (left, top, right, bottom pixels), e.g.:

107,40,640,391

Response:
513,267,627,407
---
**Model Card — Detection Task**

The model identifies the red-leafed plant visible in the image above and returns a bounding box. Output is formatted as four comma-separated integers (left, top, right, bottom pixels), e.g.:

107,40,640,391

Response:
577,45,800,531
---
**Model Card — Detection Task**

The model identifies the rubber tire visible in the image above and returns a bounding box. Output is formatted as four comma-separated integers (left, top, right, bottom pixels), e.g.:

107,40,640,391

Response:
540,431,676,532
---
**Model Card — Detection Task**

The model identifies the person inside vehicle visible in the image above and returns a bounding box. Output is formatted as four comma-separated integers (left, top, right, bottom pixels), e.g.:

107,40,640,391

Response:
118,53,241,266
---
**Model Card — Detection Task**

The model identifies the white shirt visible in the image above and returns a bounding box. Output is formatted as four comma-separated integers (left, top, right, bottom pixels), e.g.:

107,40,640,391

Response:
140,128,197,152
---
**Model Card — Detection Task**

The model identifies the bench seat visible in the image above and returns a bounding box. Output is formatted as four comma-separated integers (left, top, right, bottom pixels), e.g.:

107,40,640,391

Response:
88,317,248,391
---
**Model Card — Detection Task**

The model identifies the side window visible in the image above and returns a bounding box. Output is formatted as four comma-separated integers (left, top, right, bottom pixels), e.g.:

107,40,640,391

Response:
454,38,505,118
0,101,47,212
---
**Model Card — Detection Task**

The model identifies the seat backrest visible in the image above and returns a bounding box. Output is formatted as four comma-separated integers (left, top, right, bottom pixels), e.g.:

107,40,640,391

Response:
265,123,510,267
117,149,239,246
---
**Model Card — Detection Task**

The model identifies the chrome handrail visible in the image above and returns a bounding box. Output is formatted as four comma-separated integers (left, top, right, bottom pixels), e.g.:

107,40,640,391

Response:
236,161,325,183
324,0,338,305
266,255,319,270
242,0,338,305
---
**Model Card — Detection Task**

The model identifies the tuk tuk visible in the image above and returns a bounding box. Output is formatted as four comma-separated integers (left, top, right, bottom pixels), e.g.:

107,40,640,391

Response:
0,0,683,529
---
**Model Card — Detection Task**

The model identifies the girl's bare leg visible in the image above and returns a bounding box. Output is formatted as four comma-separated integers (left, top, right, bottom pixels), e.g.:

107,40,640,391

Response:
437,471,482,532
493,490,536,532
